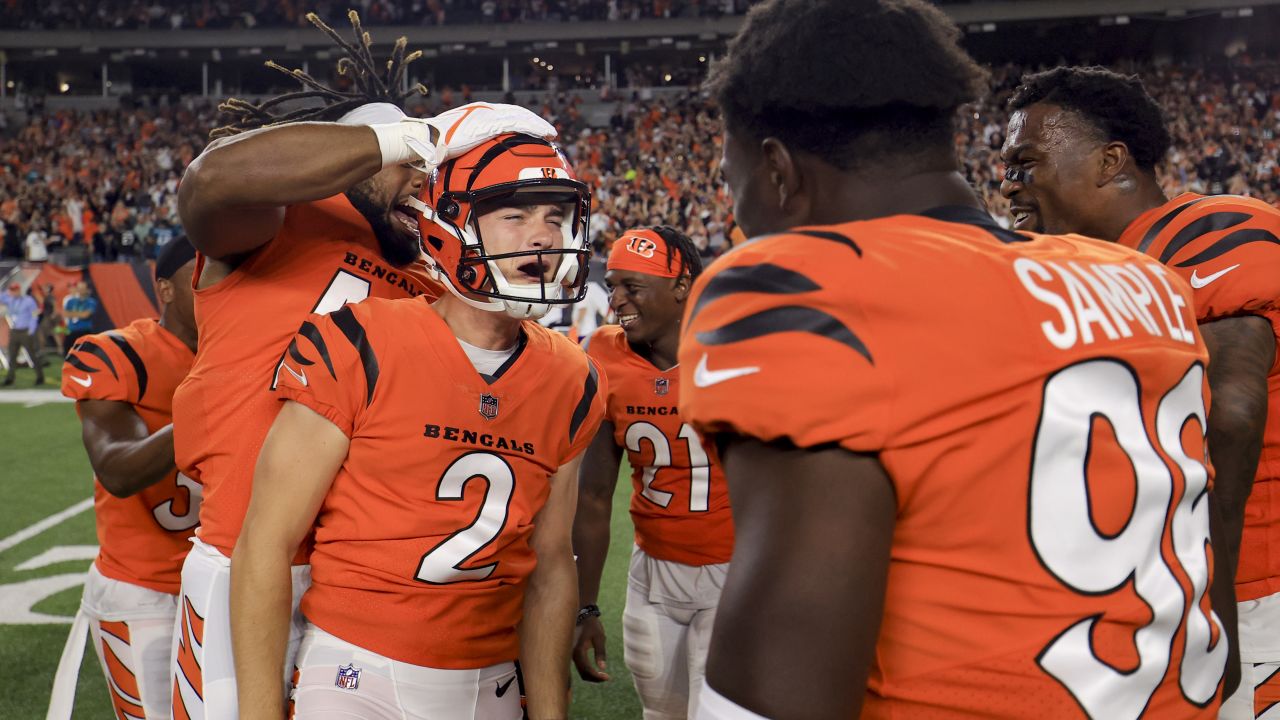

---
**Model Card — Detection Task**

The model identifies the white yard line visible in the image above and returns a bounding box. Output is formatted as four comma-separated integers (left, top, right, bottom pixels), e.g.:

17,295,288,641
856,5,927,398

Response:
0,498,94,555
0,389,72,405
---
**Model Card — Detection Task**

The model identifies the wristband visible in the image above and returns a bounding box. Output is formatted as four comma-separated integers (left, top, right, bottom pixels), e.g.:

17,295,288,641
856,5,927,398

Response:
367,120,437,169
576,604,601,626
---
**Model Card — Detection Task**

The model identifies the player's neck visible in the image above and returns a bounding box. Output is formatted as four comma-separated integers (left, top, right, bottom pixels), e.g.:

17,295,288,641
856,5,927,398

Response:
1096,181,1170,242
432,294,523,350
807,169,982,226
632,330,679,371
159,307,197,353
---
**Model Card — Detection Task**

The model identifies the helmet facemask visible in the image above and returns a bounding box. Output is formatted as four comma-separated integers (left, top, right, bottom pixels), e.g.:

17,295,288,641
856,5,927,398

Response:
411,135,593,320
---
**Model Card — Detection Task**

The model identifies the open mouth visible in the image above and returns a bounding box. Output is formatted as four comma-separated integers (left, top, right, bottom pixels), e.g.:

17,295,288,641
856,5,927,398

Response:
1010,206,1038,230
515,259,549,282
617,313,639,328
391,199,421,239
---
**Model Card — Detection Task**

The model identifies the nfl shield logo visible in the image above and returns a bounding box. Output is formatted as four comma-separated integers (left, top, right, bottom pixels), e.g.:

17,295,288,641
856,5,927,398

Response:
654,377,669,396
335,664,361,691
479,393,500,420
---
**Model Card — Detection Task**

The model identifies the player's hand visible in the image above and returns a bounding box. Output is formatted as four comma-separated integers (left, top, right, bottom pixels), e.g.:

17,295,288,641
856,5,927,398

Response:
403,103,557,170
572,615,610,682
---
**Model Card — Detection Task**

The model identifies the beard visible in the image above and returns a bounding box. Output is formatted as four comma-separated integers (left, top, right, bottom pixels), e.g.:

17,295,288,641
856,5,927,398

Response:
346,181,422,269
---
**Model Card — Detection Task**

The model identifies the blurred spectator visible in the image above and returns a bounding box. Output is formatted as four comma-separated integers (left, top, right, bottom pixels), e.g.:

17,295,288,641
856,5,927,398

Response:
35,284,61,361
1,282,45,386
62,282,98,354
0,0,759,30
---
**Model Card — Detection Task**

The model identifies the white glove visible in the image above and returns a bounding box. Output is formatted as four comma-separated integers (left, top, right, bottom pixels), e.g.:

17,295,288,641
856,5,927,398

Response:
368,102,557,171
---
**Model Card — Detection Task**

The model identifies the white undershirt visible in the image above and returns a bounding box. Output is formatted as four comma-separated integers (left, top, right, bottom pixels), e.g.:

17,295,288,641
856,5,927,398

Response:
456,337,518,376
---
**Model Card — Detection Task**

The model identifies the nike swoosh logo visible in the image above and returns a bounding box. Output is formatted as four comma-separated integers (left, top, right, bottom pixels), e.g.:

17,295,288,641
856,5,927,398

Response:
1189,264,1240,289
281,363,308,387
70,375,92,388
693,353,760,388
495,676,516,698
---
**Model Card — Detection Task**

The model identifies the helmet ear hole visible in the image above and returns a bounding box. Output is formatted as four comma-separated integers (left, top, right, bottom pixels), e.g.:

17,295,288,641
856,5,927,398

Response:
438,198,461,221
427,236,444,251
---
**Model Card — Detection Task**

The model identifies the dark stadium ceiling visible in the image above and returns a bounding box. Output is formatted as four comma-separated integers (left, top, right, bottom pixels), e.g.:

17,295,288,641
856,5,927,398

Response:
2,0,1279,52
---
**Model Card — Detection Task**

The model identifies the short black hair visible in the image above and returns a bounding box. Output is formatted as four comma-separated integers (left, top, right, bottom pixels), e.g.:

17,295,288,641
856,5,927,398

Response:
1008,66,1172,170
155,235,197,281
650,225,704,281
705,0,988,169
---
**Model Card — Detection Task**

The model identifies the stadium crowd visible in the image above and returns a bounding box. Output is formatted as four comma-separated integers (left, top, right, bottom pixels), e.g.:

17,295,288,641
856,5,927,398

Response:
0,0,758,30
2,56,1278,264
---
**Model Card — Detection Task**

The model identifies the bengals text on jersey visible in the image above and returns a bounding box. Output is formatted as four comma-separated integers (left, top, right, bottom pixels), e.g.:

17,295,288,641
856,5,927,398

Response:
586,324,732,566
171,194,441,557
275,296,607,667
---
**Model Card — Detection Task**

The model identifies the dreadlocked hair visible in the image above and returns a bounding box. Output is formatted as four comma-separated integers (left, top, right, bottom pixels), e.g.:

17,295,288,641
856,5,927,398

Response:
209,10,427,139
650,226,704,281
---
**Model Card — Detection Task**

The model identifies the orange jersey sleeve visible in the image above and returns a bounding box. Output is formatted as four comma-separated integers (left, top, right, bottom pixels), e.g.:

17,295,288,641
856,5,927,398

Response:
586,325,732,565
172,195,443,556
681,208,1222,719
294,299,605,668
62,320,199,594
274,308,372,437
1120,192,1280,602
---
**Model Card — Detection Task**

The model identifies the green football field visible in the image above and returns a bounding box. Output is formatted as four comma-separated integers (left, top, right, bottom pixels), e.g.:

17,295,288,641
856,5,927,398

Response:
0,364,642,719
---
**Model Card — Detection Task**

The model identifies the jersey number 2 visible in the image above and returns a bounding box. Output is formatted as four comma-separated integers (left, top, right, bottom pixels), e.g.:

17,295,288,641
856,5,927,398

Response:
415,452,515,584
1030,359,1225,719
625,422,711,512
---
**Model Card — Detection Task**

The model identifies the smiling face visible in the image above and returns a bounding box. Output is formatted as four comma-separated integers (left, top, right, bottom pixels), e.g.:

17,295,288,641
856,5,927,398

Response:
605,268,686,347
347,163,427,268
1000,103,1109,235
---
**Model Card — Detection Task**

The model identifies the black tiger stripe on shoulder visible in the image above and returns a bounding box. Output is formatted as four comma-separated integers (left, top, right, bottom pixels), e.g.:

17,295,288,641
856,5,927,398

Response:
71,339,118,379
791,229,862,255
331,306,380,404
696,305,873,364
295,321,337,381
1156,211,1252,265
686,263,821,330
106,331,148,401
568,360,600,444
1136,196,1211,254
1175,227,1280,267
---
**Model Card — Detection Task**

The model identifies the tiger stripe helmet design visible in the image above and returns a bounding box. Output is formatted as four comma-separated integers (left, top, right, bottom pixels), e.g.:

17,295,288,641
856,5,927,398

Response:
409,132,592,320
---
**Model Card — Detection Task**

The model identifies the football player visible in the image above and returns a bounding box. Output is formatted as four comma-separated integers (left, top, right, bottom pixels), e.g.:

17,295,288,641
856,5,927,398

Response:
572,226,733,719
170,13,555,719
682,1,1229,718
1000,66,1279,718
230,134,606,720
50,237,200,720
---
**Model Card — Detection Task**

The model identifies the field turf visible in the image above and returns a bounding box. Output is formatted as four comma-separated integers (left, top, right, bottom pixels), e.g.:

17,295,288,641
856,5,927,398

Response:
0,366,642,718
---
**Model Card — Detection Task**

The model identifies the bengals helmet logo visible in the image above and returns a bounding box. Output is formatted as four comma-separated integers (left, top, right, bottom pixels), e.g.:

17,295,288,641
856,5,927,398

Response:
541,167,558,179
625,235,658,258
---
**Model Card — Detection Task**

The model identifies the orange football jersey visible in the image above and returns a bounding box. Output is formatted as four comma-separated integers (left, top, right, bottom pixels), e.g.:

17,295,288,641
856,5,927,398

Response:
586,324,732,566
275,297,607,668
1119,192,1280,602
680,206,1226,719
62,319,198,594
171,195,441,556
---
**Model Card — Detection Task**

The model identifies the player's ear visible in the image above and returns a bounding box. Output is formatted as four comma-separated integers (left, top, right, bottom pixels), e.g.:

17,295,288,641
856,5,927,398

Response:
760,137,802,214
155,278,175,305
1097,141,1131,189
672,272,693,304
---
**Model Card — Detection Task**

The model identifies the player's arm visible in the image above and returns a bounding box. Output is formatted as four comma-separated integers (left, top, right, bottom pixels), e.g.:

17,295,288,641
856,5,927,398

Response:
76,400,176,498
1200,314,1274,696
520,453,585,720
178,123,390,260
703,436,896,719
231,401,349,720
570,421,623,682
1201,315,1274,576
